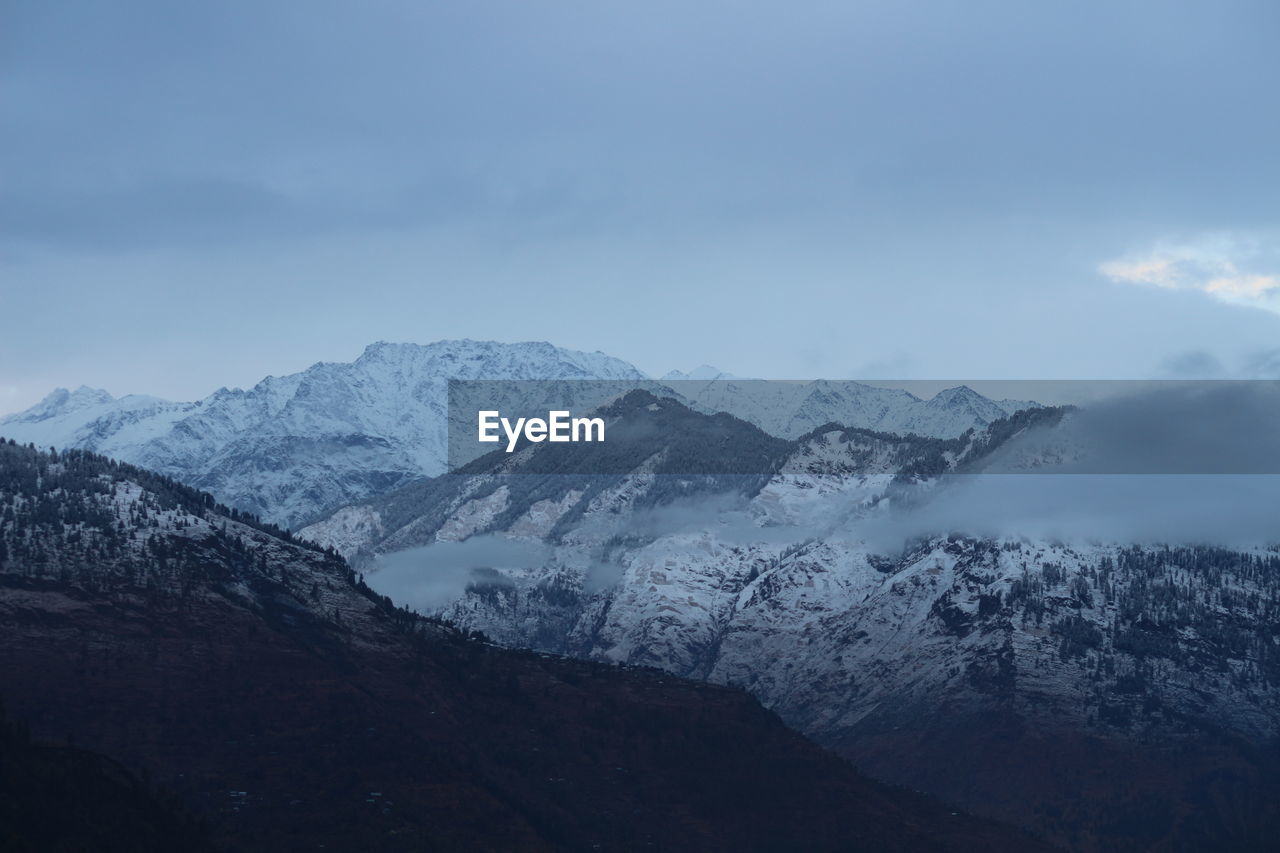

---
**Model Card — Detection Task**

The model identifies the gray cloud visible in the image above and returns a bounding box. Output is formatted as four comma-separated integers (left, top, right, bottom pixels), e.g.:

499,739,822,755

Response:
7,1,1280,410
985,382,1280,475
1157,351,1228,379
863,382,1280,549
864,475,1280,553
8,0,1280,252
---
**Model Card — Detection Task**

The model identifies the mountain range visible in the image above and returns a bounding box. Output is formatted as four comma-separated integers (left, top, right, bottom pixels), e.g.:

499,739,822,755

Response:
11,339,1275,849
1,340,1033,529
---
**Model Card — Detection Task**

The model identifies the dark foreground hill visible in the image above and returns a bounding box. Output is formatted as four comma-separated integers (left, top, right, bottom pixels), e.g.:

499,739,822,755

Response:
0,702,215,853
0,439,1049,852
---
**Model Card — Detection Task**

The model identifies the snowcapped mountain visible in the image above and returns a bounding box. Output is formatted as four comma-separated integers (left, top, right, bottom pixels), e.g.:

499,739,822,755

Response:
2,343,1036,530
300,397,1280,850
0,340,646,528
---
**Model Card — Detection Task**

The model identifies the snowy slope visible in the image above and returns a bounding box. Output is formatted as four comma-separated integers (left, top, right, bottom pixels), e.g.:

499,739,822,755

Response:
0,341,645,528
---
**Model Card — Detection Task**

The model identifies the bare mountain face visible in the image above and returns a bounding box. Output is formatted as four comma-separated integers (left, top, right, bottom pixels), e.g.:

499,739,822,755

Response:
0,342,1033,529
300,396,1280,851
0,440,1050,852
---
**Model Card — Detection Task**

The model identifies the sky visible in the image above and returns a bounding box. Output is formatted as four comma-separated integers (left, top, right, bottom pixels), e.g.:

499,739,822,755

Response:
4,0,1280,414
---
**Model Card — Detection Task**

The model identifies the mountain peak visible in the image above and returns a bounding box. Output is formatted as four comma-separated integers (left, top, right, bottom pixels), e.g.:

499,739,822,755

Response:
925,384,996,412
930,384,979,401
62,385,115,406
662,365,737,381
356,340,431,361
601,387,669,414
6,386,114,423
925,385,1041,421
356,339,621,366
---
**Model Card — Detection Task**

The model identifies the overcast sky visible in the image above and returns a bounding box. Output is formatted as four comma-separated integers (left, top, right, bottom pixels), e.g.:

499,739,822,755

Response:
4,0,1280,413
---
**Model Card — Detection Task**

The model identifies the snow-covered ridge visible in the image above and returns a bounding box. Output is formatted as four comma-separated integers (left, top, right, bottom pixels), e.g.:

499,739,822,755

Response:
1,340,645,528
